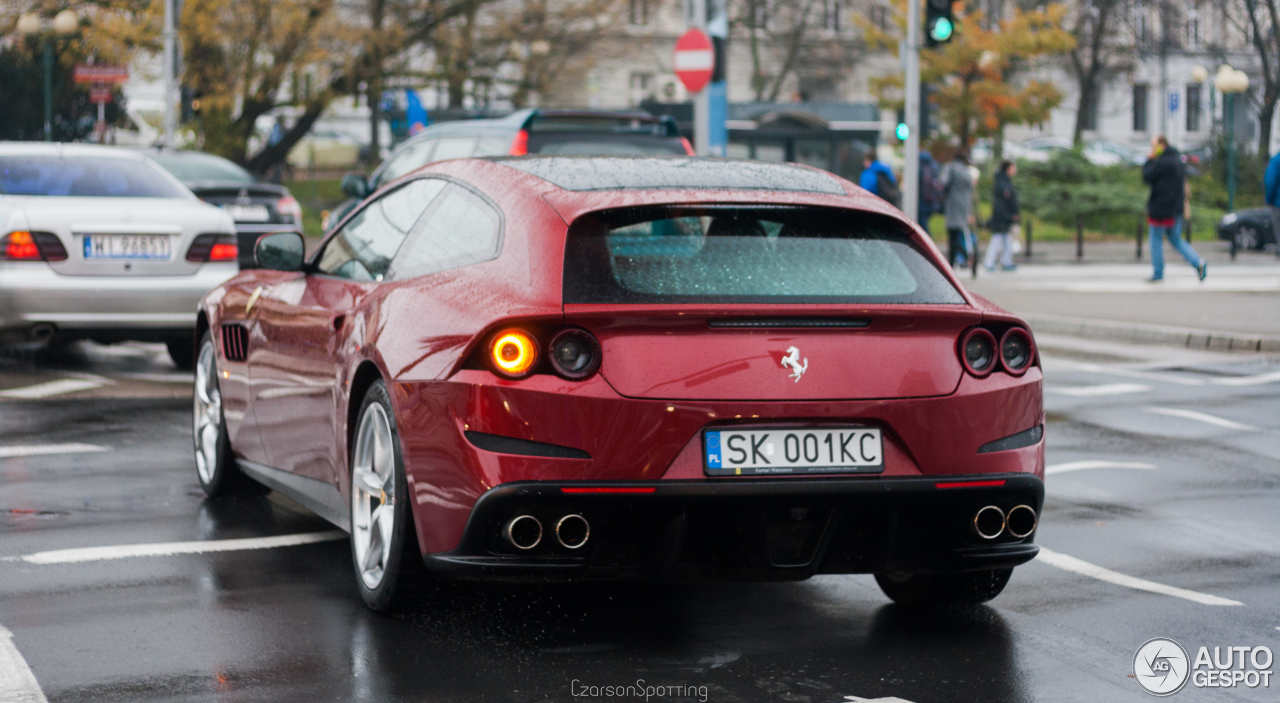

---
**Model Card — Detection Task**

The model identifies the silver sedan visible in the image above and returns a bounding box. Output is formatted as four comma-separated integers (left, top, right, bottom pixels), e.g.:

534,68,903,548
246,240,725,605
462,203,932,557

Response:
0,143,238,368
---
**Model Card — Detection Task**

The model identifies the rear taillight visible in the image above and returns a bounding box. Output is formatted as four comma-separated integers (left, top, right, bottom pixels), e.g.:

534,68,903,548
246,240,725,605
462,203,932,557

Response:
1,231,66,261
999,328,1035,375
489,328,539,378
680,137,695,155
548,329,601,380
510,129,529,156
959,328,998,377
276,195,303,223
186,234,239,263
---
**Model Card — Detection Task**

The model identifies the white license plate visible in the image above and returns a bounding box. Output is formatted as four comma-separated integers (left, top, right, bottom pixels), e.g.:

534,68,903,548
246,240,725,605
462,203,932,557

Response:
224,204,270,222
82,234,171,260
704,427,884,476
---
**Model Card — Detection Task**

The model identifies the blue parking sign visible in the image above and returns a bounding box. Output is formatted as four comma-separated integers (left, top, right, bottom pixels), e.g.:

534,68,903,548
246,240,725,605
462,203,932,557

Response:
1169,92,1179,112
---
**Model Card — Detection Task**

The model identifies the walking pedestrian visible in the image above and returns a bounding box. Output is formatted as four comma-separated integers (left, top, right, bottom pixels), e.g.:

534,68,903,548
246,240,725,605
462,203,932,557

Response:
1142,136,1206,282
984,161,1020,272
859,150,900,207
918,151,943,228
1266,147,1280,251
941,149,975,267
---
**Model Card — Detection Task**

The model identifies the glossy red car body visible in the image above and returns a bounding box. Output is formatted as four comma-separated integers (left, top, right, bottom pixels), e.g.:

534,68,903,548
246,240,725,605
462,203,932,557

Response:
197,156,1044,584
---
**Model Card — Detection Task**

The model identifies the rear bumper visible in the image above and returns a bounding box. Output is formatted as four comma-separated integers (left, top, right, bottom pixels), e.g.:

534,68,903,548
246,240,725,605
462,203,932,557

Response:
0,261,236,341
421,474,1043,583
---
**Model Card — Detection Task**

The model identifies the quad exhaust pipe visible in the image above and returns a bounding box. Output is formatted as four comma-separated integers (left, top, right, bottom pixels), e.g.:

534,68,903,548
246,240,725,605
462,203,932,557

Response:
1005,505,1038,539
973,505,1006,540
554,514,590,549
972,505,1037,540
30,323,56,343
502,515,542,550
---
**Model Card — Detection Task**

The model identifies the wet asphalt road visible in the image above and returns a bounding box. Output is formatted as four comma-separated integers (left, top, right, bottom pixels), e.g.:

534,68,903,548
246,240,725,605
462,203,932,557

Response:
1,339,1277,703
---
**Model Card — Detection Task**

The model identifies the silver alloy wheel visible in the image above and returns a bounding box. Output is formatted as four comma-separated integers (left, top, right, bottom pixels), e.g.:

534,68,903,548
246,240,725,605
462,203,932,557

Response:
193,340,222,485
351,403,397,590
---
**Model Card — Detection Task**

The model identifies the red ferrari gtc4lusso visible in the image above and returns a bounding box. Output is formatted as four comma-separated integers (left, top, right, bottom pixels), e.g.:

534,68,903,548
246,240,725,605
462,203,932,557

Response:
193,156,1043,611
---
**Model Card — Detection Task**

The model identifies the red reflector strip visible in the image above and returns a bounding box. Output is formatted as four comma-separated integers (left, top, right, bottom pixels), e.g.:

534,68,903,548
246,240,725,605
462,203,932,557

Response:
560,487,656,494
935,479,1007,489
209,243,239,261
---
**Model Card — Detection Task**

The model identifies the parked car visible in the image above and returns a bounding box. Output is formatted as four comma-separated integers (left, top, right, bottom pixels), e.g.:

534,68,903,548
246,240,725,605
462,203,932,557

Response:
1217,207,1277,254
195,155,1045,612
1083,140,1145,167
139,148,303,269
322,109,693,230
0,143,237,368
287,130,362,170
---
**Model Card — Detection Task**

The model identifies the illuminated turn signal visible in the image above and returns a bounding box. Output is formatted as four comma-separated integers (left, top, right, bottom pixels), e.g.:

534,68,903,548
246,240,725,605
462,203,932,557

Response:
2,231,40,261
490,329,539,378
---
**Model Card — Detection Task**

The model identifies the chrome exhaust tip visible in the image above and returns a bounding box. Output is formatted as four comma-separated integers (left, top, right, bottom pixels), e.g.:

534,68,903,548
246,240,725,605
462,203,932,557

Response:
502,515,542,550
1005,505,1038,539
973,505,1006,540
554,514,590,550
30,323,56,342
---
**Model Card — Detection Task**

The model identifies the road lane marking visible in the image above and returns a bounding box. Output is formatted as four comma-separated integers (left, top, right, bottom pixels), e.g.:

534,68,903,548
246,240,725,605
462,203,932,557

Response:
0,444,110,459
12,531,345,565
0,379,108,400
1047,359,1205,386
1145,407,1259,431
1045,460,1157,475
1211,370,1280,386
0,623,48,703
1046,383,1151,397
1037,547,1243,606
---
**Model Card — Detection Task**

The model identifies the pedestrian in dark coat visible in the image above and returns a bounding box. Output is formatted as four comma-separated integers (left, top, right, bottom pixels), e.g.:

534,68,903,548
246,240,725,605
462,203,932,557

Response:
983,161,1020,271
941,150,975,267
1142,135,1206,282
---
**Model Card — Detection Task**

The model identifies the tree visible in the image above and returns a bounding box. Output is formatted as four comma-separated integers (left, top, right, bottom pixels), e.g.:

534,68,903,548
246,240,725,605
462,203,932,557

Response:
862,1,1075,149
1067,0,1128,146
1240,0,1279,154
735,0,866,102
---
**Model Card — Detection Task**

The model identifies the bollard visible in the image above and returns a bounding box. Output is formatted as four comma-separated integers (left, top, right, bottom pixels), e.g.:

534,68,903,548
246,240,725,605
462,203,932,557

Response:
1024,219,1033,259
1136,216,1144,259
1075,216,1084,260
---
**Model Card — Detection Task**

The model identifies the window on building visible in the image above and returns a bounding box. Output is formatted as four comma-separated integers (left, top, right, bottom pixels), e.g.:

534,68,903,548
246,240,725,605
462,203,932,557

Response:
822,0,840,30
749,0,770,29
869,4,888,31
1132,84,1149,132
629,0,649,26
1186,83,1202,131
1186,9,1200,47
1133,4,1149,45
629,72,655,107
1081,88,1099,131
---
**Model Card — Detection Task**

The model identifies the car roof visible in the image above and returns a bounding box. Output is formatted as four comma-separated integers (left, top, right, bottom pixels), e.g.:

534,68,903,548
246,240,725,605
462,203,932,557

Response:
491,156,847,194
0,142,151,160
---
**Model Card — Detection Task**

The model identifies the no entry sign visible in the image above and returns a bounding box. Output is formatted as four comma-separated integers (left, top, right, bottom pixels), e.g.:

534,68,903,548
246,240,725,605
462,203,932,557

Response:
674,29,714,94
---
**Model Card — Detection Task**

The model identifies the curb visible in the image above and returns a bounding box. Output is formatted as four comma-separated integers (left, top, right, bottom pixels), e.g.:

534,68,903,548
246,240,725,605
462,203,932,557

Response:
1023,313,1280,354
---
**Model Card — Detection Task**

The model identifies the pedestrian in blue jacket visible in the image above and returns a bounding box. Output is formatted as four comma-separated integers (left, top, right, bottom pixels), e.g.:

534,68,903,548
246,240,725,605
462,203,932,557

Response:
1266,149,1280,252
859,150,900,206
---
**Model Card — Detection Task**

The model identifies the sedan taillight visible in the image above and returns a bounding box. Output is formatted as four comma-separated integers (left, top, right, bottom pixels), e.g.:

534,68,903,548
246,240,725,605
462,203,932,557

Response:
510,130,529,156
276,195,303,223
1,231,67,261
186,234,239,263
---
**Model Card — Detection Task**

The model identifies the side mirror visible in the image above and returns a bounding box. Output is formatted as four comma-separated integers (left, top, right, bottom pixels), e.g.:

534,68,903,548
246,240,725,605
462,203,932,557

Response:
340,173,369,199
254,231,305,271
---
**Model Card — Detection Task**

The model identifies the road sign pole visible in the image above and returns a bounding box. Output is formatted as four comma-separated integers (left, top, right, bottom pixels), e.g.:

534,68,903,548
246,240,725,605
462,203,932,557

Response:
163,0,176,148
690,0,709,155
902,0,921,220
706,0,728,156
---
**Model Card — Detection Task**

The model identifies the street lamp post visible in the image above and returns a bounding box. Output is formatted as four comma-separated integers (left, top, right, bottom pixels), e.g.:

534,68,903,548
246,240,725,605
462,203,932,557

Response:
1214,65,1250,213
15,9,79,141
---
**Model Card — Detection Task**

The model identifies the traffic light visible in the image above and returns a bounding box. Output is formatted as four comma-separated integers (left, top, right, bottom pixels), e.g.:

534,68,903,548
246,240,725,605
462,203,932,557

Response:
180,86,203,122
925,0,955,47
895,108,908,141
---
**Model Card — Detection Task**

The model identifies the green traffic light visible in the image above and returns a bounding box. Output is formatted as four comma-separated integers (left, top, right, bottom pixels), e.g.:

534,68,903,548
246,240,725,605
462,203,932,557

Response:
929,17,954,42
896,123,909,140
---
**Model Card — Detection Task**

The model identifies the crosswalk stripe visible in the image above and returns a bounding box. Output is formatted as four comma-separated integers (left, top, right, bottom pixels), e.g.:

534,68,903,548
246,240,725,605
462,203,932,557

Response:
14,531,346,565
0,444,110,459
0,379,107,400
0,624,47,703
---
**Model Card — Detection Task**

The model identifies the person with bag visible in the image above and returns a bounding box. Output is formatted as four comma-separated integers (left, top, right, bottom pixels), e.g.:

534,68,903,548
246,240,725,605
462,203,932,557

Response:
859,150,901,207
983,161,1020,271
1142,135,1206,282
1266,147,1280,252
941,149,975,267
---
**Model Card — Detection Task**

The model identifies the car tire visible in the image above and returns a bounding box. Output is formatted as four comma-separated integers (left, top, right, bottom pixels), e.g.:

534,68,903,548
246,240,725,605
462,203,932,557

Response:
192,331,248,497
168,337,196,371
1235,227,1261,251
349,379,418,612
874,568,1013,606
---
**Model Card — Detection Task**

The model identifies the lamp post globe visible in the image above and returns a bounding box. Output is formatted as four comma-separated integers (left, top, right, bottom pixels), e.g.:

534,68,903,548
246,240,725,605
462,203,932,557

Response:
52,9,78,35
15,12,41,35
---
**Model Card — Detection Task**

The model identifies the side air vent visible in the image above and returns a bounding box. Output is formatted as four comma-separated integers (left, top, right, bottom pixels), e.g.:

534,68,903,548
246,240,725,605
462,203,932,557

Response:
221,323,248,362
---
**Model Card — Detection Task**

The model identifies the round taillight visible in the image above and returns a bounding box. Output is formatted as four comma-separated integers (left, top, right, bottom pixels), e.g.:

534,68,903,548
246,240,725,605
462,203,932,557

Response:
1000,328,1034,375
548,329,601,380
960,328,998,377
489,329,539,378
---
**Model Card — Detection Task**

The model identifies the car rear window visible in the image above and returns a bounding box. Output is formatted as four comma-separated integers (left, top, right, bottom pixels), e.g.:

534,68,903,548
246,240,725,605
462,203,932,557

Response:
146,152,255,184
0,155,188,198
563,206,963,305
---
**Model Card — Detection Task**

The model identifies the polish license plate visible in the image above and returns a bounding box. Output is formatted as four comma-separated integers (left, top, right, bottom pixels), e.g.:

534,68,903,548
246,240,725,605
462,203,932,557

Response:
704,427,884,476
224,204,270,222
82,234,171,260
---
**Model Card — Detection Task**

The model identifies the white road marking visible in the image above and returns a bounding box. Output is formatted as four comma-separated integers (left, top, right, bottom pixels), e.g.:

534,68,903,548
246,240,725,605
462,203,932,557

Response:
1211,370,1280,386
844,697,917,702
15,531,345,565
1045,460,1158,475
0,379,107,400
1146,407,1259,431
1046,383,1151,397
0,623,48,703
114,373,194,384
0,443,109,459
1046,359,1205,386
1037,547,1244,606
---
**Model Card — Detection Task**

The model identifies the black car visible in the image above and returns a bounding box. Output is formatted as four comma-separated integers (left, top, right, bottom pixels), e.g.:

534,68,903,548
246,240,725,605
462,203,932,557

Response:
323,108,691,231
1217,207,1278,256
139,149,302,267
